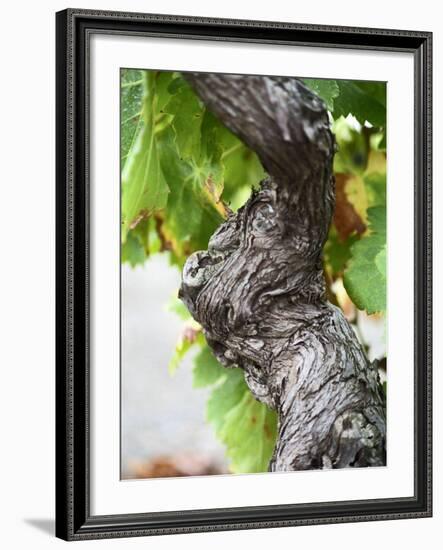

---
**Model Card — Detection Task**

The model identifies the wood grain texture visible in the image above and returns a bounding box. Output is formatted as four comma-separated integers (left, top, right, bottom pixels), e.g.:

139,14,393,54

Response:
180,73,386,471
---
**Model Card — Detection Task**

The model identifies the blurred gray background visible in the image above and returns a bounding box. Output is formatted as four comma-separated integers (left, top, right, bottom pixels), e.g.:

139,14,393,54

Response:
121,254,228,479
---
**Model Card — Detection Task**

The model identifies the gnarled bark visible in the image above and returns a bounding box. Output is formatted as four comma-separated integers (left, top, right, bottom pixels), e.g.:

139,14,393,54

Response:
179,73,386,471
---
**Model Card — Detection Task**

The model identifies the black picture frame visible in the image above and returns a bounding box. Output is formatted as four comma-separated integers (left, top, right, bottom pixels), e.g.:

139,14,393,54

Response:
55,8,432,541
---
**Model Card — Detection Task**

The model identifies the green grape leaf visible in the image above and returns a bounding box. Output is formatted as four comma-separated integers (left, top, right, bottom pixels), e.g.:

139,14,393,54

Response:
167,75,187,95
165,294,192,321
154,100,230,260
121,217,162,267
168,337,194,375
324,229,358,277
121,122,169,241
163,81,205,160
375,245,387,279
192,345,225,388
333,80,386,128
121,232,146,267
344,206,386,314
156,125,224,259
121,72,172,242
364,172,386,207
220,386,277,473
302,78,339,111
220,127,265,209
121,69,144,163
155,71,177,112
168,329,203,375
207,369,246,432
122,69,262,258
198,110,225,202
157,127,205,241
354,81,386,108
207,369,277,473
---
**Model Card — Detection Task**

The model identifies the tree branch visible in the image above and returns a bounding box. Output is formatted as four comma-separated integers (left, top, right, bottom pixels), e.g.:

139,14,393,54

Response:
180,73,386,471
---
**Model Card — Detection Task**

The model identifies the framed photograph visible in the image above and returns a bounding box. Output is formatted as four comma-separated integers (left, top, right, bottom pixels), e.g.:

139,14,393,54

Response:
55,8,432,541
